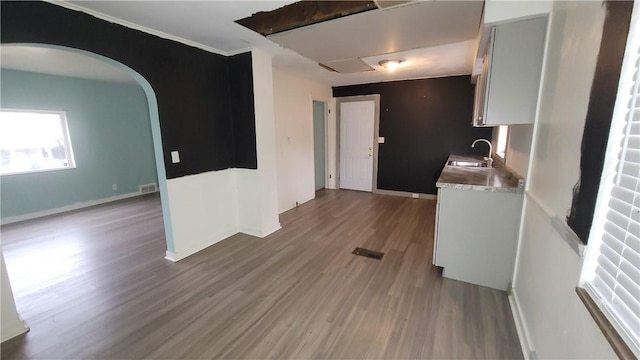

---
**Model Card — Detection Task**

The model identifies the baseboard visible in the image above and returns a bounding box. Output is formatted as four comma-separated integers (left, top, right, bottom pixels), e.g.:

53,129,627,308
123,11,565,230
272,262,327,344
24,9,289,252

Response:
1,191,157,225
238,227,262,238
262,223,282,237
373,188,437,200
1,320,29,343
164,251,178,262
167,227,238,262
509,289,534,359
279,194,316,214
239,222,282,238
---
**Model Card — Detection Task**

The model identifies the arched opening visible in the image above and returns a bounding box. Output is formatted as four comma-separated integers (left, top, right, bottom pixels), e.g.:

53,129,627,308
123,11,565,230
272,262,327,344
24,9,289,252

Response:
1,43,174,250
0,44,175,339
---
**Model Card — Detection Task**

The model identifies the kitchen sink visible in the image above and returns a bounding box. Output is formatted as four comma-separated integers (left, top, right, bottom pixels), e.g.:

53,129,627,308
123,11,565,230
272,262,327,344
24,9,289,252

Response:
447,160,490,168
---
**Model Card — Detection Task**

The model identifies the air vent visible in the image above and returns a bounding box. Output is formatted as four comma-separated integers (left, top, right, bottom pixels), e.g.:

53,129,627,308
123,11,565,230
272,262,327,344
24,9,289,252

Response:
139,183,157,194
352,247,384,260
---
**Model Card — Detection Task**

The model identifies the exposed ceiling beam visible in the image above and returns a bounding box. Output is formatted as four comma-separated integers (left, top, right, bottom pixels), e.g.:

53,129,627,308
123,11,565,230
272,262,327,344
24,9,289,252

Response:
236,1,377,36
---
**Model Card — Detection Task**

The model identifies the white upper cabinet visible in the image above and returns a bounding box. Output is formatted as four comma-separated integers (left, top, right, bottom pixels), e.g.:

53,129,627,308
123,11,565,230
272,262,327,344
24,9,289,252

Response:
473,17,548,126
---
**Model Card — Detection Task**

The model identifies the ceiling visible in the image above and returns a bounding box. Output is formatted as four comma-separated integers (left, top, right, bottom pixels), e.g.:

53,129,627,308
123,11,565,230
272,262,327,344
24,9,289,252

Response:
1,46,137,84
2,1,484,86
267,1,482,74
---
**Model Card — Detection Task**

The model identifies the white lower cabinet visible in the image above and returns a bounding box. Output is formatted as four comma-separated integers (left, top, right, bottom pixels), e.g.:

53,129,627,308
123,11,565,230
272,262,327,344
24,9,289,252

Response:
433,187,523,291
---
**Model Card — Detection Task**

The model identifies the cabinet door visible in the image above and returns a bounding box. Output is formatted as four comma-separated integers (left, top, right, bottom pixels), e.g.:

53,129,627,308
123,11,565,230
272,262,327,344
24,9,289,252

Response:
484,17,547,125
472,29,495,127
435,188,523,291
433,188,442,265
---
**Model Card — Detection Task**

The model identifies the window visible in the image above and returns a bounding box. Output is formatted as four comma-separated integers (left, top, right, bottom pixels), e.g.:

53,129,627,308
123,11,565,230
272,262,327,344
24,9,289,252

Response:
495,125,508,159
581,5,639,357
0,109,76,175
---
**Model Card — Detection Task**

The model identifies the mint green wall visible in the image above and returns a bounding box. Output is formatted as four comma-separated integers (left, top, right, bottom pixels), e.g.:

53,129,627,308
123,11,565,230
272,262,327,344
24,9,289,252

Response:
0,69,157,219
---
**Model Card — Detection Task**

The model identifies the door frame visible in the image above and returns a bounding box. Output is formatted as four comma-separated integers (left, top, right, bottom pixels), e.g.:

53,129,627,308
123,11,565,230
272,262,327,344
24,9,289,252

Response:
335,95,381,191
312,99,329,191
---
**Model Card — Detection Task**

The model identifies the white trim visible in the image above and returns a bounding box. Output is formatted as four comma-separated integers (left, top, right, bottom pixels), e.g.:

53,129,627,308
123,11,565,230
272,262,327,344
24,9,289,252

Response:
164,251,178,263
373,189,437,200
166,222,282,263
0,191,155,225
524,191,585,257
0,319,29,343
239,223,282,238
278,194,316,214
509,290,534,360
226,48,253,57
50,1,231,56
173,227,238,262
550,215,584,258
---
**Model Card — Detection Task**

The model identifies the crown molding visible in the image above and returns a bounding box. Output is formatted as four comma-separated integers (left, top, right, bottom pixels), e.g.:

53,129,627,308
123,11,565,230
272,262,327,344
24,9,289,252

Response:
48,1,230,56
226,47,254,56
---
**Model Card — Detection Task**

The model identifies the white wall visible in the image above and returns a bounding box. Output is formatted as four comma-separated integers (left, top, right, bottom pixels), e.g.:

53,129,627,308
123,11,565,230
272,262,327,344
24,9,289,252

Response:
236,49,281,237
165,50,282,261
164,170,238,261
505,124,534,178
1,250,28,342
511,1,617,358
272,68,333,213
2,51,283,343
485,0,553,24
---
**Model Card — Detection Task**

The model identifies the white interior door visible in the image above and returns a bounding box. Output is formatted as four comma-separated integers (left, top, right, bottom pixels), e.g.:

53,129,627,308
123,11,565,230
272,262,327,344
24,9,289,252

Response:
340,101,375,192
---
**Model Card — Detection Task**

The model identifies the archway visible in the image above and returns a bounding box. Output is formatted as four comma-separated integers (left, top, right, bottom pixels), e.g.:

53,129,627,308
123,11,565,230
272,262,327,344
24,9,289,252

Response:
0,44,177,341
0,43,175,252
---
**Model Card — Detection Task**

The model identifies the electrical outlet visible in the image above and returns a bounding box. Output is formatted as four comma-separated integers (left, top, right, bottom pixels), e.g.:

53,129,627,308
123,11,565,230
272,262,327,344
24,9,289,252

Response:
112,184,118,191
412,193,419,199
171,151,180,163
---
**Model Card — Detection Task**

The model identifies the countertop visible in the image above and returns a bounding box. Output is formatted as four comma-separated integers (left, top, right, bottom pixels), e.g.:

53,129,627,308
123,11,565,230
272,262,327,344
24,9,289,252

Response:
436,155,525,193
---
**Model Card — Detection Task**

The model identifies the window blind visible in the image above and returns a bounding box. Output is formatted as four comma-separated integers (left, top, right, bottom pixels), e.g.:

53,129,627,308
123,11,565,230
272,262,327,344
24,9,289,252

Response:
587,46,640,355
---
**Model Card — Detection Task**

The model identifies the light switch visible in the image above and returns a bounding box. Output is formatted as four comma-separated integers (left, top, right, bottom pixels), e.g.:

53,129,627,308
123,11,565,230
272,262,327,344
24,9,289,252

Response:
378,137,385,144
171,151,180,163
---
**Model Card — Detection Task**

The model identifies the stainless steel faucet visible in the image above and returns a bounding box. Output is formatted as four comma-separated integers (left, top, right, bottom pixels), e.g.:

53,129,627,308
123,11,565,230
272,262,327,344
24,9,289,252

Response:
472,138,493,167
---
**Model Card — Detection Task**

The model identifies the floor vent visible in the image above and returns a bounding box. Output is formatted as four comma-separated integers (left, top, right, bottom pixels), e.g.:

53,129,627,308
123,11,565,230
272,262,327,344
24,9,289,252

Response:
139,183,158,194
352,247,384,260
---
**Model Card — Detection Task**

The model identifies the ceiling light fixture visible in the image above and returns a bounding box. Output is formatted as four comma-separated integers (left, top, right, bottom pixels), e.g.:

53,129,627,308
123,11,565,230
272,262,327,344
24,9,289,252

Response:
378,59,403,72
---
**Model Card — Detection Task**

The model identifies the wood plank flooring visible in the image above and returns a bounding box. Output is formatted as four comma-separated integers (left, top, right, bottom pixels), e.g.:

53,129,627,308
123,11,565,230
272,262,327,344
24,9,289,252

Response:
1,190,523,359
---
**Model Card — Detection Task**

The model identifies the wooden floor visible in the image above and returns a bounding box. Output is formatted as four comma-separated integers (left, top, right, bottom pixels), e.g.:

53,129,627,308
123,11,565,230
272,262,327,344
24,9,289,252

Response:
1,190,523,359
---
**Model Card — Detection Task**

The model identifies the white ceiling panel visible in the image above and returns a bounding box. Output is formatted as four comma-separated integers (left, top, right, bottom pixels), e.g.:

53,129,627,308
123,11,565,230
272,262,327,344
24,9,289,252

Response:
322,58,374,73
327,40,476,86
267,1,483,63
39,1,485,86
66,1,296,53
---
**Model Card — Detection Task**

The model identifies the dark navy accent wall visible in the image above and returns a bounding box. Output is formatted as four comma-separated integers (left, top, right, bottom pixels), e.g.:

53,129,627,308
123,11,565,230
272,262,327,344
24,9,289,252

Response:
333,76,493,194
567,1,633,243
1,1,257,179
229,52,258,169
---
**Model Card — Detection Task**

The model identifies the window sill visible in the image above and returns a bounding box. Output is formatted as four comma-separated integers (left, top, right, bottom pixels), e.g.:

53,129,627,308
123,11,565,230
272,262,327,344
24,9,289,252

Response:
1,166,76,177
575,287,637,360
